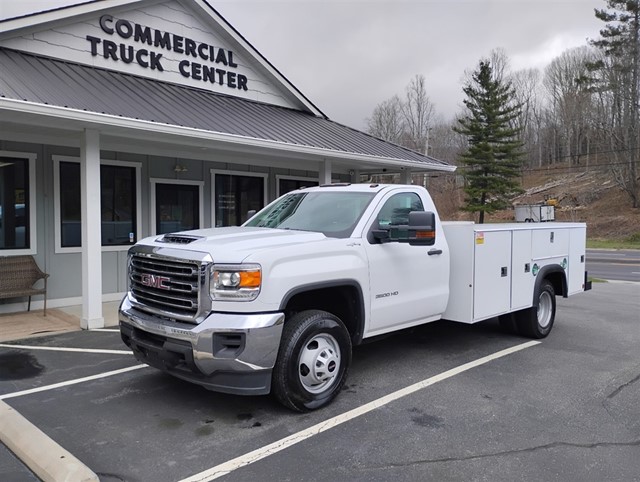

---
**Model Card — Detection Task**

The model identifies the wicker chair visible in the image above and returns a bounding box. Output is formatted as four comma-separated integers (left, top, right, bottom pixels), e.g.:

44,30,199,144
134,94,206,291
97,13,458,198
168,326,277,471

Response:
0,255,50,315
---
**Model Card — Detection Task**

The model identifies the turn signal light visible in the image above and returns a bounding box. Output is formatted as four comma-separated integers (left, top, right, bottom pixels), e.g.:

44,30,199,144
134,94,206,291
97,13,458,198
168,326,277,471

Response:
415,230,435,239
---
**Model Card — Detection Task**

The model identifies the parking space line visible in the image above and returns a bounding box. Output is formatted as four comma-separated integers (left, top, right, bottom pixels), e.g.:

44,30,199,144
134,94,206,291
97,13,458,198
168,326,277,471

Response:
0,343,132,355
180,340,541,482
90,329,120,333
0,364,148,401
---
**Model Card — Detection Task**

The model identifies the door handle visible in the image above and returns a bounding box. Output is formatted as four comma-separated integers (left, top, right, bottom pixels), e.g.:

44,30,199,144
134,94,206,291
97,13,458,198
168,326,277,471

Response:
428,249,443,256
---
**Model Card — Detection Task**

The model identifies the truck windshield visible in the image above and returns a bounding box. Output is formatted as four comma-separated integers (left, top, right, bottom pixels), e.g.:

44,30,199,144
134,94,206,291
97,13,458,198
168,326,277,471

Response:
244,191,376,238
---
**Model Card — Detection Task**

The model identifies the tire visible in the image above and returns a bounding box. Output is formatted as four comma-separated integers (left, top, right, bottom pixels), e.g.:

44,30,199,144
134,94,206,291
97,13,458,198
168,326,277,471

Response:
272,310,352,412
516,280,556,338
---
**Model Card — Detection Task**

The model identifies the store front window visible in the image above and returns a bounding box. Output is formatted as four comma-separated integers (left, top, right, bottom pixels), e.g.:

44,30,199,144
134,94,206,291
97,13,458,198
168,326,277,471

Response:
155,183,200,234
101,165,136,246
0,157,30,250
278,177,317,196
214,172,265,227
59,161,81,247
58,161,137,248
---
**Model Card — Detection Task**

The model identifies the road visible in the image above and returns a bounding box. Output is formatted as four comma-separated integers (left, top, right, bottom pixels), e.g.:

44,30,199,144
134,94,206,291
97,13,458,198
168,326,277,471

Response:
586,248,640,282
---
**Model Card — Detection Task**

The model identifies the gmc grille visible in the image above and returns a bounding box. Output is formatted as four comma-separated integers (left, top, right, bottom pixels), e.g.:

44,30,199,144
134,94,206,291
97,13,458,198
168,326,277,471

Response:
130,254,205,322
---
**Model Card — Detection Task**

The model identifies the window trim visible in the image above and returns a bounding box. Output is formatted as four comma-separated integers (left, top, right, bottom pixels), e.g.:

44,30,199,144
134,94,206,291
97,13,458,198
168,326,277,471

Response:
0,151,37,256
210,169,268,228
150,178,204,235
275,174,318,197
53,156,142,253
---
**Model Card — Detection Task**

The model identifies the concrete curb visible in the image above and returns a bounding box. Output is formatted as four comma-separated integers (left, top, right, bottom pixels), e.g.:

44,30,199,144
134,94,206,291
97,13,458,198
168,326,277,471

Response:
0,400,98,482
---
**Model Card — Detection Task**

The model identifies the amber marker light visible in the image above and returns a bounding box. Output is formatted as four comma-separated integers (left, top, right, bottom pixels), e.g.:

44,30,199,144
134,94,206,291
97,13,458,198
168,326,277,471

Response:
239,270,261,288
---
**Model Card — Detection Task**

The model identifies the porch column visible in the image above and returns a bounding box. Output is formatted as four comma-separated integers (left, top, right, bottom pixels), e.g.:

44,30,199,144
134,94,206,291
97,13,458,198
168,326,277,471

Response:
319,159,332,185
400,168,412,184
351,169,360,183
80,129,104,329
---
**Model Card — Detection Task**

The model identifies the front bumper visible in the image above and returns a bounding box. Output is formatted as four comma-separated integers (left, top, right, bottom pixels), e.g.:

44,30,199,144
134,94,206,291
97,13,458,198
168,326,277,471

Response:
119,296,284,395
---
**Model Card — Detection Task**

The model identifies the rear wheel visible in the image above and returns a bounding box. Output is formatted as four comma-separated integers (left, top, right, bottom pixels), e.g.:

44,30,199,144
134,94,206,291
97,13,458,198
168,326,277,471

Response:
516,280,556,338
272,310,351,411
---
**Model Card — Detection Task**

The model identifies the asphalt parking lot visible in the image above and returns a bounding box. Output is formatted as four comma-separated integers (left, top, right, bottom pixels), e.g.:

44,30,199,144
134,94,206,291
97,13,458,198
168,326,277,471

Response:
1,281,639,482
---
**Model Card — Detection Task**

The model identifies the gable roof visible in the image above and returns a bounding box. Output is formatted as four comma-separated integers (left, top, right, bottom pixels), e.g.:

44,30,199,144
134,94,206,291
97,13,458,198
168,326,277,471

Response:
0,48,453,170
0,0,325,116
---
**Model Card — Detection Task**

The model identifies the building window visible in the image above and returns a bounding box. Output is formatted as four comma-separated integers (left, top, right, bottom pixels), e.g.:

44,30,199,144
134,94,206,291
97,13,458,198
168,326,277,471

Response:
101,164,136,246
277,176,318,197
153,181,202,234
212,171,267,227
0,156,30,250
59,161,81,248
55,159,140,250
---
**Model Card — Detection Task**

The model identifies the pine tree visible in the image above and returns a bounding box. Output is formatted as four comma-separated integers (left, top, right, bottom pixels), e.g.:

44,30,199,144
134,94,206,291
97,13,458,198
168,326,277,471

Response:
454,61,524,223
589,0,640,207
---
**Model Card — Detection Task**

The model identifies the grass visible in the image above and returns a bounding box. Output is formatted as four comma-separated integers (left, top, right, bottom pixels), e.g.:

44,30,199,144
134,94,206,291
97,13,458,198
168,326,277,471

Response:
587,233,640,250
588,277,607,283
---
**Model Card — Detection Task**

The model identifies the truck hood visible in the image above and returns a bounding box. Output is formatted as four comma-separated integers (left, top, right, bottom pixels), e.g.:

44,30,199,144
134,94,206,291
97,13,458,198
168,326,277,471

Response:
137,227,328,263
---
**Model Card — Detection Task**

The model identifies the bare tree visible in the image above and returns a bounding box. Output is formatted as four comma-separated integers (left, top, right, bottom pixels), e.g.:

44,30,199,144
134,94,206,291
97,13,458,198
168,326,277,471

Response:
510,68,544,167
366,95,404,144
429,118,466,164
543,46,597,165
589,0,640,207
401,74,436,152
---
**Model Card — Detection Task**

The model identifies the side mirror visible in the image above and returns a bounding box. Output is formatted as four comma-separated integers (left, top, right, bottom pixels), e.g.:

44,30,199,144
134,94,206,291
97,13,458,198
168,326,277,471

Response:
407,211,436,246
372,229,391,244
246,210,257,220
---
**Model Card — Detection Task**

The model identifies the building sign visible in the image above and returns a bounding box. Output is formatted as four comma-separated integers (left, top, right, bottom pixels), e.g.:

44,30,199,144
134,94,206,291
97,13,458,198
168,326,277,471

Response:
0,0,298,108
86,15,248,91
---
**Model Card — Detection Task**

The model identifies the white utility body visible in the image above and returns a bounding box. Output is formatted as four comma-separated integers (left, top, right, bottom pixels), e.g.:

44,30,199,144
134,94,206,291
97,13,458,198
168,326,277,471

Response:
119,184,590,411
442,222,586,323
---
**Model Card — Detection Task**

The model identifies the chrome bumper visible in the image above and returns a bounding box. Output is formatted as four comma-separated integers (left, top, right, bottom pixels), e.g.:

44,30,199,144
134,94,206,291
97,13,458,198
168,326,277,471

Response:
118,296,284,395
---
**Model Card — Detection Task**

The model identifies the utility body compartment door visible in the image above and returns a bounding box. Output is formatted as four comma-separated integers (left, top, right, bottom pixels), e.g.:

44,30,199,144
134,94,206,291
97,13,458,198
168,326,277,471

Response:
473,230,511,320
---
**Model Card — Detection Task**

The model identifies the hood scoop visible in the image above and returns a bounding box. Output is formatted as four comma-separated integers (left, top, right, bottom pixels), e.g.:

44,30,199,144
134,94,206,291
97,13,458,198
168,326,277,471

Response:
158,233,202,244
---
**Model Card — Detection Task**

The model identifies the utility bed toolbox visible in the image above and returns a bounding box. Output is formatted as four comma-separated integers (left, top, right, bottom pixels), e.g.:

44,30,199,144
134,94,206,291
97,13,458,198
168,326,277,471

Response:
441,222,587,323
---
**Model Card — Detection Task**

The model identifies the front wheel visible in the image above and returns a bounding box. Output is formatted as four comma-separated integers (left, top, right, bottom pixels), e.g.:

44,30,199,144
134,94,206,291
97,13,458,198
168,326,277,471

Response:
516,280,556,338
272,310,352,411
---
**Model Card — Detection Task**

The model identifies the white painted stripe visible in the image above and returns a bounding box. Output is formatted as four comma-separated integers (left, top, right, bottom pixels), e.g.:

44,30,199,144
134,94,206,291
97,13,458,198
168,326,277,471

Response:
180,340,541,482
0,365,148,401
0,344,132,355
90,329,120,333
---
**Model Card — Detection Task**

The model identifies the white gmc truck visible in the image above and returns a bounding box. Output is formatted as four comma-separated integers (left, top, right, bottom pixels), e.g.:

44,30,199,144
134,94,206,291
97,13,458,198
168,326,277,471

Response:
119,183,591,411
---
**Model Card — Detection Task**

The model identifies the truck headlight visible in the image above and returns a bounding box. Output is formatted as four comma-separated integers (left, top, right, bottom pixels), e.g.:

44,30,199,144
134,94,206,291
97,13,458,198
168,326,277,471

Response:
210,264,261,301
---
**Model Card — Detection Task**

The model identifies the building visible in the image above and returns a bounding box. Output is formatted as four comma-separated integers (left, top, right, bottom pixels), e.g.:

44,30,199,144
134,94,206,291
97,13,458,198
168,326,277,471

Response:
0,0,454,328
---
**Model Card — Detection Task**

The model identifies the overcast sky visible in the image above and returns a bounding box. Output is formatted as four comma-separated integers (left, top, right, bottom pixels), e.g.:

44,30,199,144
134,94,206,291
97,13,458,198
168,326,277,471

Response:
1,0,605,130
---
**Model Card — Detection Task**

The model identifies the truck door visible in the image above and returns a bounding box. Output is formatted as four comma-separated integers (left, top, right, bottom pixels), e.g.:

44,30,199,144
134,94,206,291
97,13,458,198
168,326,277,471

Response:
363,191,449,336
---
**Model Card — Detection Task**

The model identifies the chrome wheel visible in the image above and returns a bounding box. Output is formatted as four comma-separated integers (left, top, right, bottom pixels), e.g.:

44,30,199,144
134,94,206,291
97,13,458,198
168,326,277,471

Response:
537,290,553,328
298,333,341,394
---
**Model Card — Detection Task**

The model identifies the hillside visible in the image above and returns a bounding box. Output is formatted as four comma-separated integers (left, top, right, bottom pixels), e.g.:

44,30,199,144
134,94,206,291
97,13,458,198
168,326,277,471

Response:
428,167,640,241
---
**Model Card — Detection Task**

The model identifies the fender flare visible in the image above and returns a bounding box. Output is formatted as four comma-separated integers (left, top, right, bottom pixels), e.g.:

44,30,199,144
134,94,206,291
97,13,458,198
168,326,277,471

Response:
279,279,366,345
533,264,567,305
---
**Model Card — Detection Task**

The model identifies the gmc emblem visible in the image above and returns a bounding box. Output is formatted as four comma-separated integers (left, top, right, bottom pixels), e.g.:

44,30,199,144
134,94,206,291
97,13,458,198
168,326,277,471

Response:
140,273,171,290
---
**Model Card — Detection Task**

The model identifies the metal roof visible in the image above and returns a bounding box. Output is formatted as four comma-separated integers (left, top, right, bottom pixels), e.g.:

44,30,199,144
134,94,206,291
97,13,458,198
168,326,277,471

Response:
0,48,452,169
